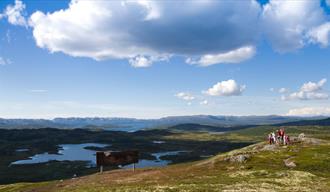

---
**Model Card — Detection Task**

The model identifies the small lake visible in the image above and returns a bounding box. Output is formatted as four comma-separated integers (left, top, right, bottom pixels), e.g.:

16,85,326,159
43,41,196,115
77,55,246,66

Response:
103,122,151,132
11,143,188,169
11,143,108,166
104,127,144,132
16,148,29,152
123,151,187,169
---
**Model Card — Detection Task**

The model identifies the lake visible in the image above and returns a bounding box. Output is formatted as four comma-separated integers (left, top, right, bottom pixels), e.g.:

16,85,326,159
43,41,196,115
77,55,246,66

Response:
11,143,108,166
123,151,187,169
11,143,188,169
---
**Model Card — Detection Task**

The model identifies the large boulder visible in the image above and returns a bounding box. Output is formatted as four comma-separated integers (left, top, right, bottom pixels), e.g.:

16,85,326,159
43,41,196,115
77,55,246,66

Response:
298,133,305,141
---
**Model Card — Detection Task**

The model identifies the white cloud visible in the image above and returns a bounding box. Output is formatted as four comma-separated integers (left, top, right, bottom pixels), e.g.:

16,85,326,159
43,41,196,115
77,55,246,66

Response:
175,92,195,101
283,91,328,100
270,88,275,92
128,54,170,68
204,79,246,96
2,0,27,27
278,88,288,93
186,46,256,66
308,22,330,47
3,0,330,67
129,56,153,68
262,0,325,52
282,79,328,100
300,78,326,92
200,100,208,105
0,57,11,65
27,0,262,67
286,107,330,116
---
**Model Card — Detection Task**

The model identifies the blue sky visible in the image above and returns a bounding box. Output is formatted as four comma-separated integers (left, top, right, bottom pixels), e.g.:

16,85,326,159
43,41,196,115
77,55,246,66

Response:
0,0,330,118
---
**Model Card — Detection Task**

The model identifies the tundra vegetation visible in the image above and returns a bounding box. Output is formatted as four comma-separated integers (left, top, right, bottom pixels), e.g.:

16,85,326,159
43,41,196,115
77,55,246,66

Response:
0,122,329,191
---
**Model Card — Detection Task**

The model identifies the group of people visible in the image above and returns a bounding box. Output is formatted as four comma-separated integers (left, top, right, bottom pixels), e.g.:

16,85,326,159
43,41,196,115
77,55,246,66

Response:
268,128,290,145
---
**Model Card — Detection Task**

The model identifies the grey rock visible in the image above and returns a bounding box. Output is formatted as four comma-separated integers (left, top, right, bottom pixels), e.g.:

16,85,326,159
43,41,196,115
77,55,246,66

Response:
262,144,278,151
225,154,250,163
298,133,305,140
284,158,296,168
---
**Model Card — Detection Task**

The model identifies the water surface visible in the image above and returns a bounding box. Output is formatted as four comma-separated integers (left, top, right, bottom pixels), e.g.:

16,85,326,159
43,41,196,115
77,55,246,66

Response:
12,143,108,166
12,144,188,169
123,151,188,169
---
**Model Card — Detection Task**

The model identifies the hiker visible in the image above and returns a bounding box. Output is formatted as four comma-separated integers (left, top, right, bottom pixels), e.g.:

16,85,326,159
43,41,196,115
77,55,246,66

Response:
280,128,285,143
276,129,280,144
268,133,272,144
283,134,287,145
285,135,290,145
271,132,276,144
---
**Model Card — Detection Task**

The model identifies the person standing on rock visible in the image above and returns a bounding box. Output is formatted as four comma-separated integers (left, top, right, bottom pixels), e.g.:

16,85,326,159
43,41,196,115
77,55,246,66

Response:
285,135,290,145
271,132,276,144
268,133,272,144
276,130,280,144
280,128,285,144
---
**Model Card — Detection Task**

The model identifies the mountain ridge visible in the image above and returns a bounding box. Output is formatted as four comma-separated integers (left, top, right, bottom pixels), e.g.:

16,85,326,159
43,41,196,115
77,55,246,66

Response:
0,115,326,129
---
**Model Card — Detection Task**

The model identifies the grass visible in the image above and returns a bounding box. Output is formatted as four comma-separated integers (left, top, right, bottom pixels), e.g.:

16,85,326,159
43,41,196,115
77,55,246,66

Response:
25,141,328,191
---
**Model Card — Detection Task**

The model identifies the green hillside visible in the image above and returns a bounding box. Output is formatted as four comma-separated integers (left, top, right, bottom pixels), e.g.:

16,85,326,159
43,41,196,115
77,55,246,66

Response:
1,125,329,192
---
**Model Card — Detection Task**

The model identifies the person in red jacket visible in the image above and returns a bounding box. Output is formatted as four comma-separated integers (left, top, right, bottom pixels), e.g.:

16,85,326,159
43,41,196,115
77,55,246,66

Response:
276,129,281,144
280,128,285,144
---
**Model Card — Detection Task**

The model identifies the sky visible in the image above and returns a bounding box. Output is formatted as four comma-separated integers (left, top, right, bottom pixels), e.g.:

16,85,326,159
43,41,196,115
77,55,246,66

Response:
0,0,330,119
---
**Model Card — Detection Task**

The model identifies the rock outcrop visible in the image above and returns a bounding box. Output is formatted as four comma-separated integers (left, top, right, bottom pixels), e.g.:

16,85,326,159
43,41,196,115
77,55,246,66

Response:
225,154,250,163
284,158,296,168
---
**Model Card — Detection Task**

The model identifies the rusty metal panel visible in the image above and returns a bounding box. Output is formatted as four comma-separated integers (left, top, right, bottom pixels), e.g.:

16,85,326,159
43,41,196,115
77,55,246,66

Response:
96,150,139,166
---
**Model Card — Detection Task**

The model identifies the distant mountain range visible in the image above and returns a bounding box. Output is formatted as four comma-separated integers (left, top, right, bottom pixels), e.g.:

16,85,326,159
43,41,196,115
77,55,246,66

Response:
276,117,330,126
0,115,326,130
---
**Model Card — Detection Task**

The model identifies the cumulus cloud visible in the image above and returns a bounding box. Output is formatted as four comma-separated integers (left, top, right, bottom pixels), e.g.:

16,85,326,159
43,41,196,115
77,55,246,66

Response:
1,0,27,27
175,92,195,101
262,0,326,52
300,78,327,92
308,22,330,47
204,79,246,96
286,107,330,116
2,0,329,67
27,0,261,66
128,55,170,68
129,56,153,68
283,92,328,100
186,46,256,66
282,79,328,100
